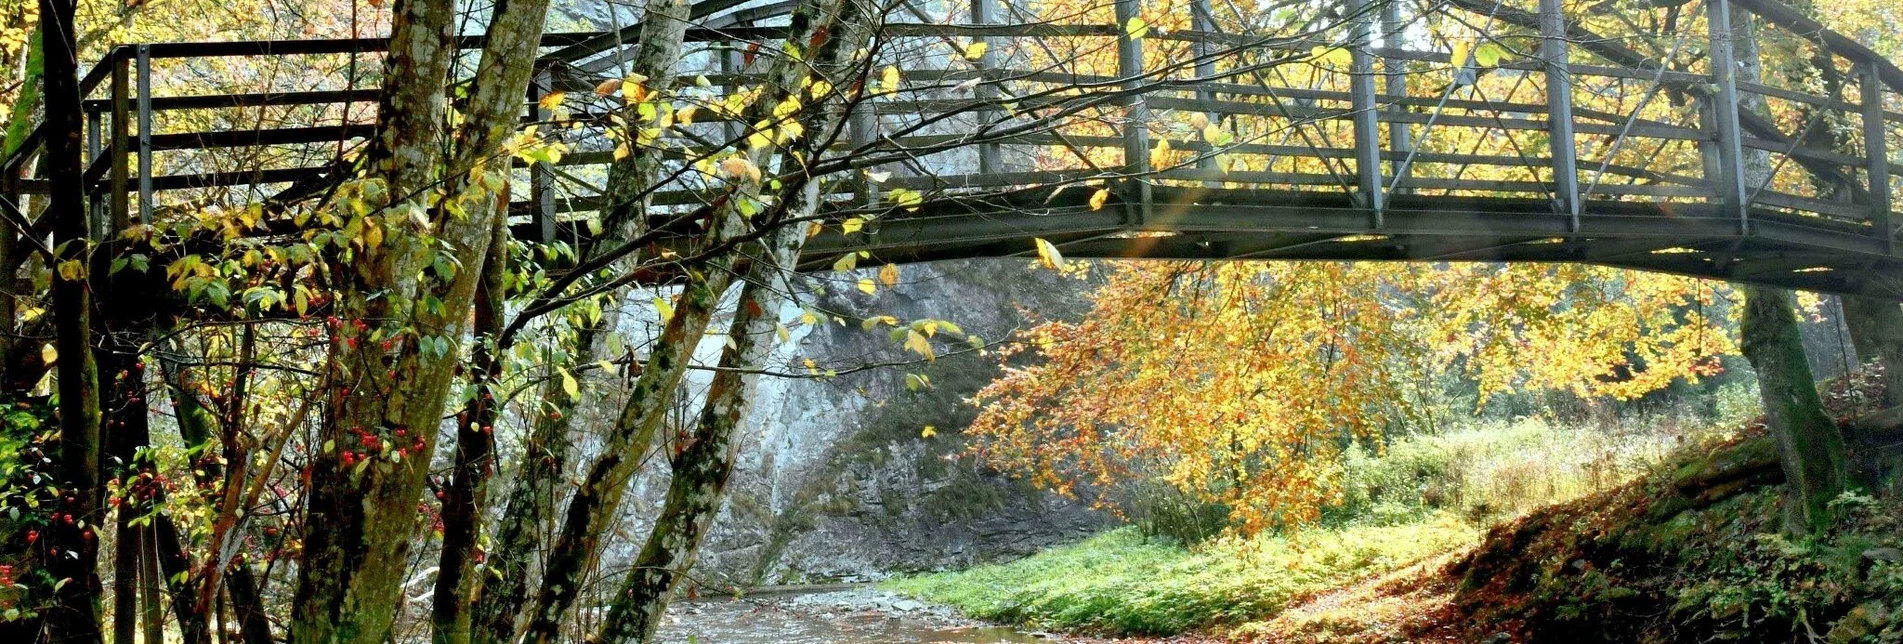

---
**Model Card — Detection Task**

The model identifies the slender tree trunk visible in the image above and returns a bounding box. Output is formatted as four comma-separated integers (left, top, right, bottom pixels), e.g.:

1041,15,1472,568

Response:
590,0,869,634
0,26,41,387
471,3,692,640
37,0,104,639
1741,285,1847,533
1843,296,1903,409
432,207,509,644
593,179,818,644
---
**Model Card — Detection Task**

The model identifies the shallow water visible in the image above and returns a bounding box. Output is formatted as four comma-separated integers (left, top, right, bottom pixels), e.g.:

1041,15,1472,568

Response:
652,590,1046,644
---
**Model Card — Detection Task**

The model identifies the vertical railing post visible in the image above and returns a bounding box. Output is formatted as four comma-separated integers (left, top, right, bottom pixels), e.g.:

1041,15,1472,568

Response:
86,108,101,239
528,66,556,242
1706,0,1750,234
970,0,1002,175
1539,0,1580,231
1191,0,1220,180
135,44,153,224
1860,59,1893,253
1381,0,1412,194
109,48,130,236
850,105,879,206
1347,0,1384,226
1114,0,1150,225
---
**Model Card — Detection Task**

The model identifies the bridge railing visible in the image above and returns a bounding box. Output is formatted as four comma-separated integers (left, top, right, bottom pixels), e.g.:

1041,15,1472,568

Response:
0,0,1895,257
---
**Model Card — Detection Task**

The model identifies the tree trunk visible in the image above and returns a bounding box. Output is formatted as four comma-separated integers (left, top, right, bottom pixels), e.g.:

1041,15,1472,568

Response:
588,2,868,638
432,207,510,644
1843,296,1903,409
516,0,855,632
288,0,547,639
37,0,104,639
593,176,820,644
469,3,690,640
1741,285,1847,533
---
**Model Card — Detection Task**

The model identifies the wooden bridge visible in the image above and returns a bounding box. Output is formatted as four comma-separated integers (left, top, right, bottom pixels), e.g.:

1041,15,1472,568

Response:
3,0,1902,297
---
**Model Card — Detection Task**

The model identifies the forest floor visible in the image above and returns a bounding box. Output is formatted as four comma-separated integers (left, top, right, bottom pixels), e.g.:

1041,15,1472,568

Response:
888,374,1903,643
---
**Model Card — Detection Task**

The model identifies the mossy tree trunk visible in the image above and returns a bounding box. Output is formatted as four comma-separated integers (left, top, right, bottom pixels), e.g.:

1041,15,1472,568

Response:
589,2,870,637
1741,285,1847,533
470,3,692,640
288,0,548,639
517,0,861,636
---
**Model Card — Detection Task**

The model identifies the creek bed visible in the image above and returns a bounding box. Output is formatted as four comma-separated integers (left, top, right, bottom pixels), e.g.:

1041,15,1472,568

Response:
652,588,1049,643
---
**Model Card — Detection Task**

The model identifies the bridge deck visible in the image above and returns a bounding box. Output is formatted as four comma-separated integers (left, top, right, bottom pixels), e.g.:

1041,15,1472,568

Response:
2,0,1900,297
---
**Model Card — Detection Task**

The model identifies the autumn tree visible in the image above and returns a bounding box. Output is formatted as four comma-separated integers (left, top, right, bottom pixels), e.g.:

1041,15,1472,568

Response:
966,261,1738,534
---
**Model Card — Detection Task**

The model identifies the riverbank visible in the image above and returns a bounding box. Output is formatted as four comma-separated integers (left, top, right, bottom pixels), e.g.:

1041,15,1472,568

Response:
875,382,1903,642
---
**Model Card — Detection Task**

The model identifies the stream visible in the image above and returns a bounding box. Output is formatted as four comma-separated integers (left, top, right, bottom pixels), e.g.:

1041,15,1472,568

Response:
651,588,1051,643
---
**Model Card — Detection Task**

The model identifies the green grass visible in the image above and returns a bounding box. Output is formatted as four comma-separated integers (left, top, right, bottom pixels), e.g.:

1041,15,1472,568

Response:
885,519,1475,635
887,412,1750,637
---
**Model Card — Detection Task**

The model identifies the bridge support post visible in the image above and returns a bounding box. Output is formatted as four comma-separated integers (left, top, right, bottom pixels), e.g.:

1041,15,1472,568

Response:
1347,0,1384,227
1381,0,1412,194
1191,0,1220,183
970,0,1002,175
1706,0,1751,234
1539,0,1580,232
86,109,101,240
1859,59,1893,254
136,44,153,224
1114,0,1150,226
109,49,130,236
528,67,557,243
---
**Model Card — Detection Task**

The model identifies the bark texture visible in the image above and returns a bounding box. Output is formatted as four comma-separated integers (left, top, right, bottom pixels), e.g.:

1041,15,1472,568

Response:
1741,285,1847,533
591,0,873,636
38,0,104,639
289,0,546,639
471,3,692,638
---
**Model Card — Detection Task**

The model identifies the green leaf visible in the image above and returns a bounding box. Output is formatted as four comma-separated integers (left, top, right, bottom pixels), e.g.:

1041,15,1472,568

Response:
1474,42,1510,67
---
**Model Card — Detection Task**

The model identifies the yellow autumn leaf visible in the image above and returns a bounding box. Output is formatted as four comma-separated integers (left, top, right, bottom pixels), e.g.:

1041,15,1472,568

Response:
537,91,566,110
857,278,877,295
921,425,938,439
841,217,865,235
964,41,988,61
1450,39,1473,68
1088,187,1111,211
879,263,900,287
904,330,935,359
1033,237,1066,270
881,65,902,94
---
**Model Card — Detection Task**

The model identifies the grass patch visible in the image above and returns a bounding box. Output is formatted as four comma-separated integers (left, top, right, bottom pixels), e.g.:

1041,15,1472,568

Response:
886,519,1475,635
887,413,1748,637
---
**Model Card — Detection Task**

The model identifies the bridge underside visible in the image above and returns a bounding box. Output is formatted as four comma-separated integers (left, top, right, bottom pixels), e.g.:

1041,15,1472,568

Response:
793,183,1903,299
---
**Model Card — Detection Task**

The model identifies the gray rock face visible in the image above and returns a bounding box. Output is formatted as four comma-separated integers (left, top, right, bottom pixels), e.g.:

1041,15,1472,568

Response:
617,259,1107,586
